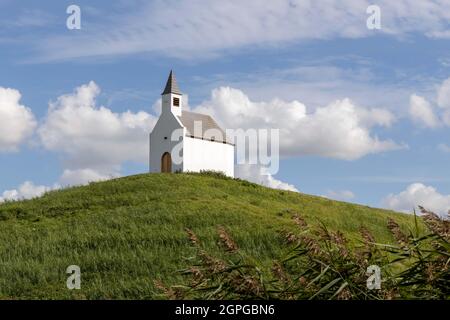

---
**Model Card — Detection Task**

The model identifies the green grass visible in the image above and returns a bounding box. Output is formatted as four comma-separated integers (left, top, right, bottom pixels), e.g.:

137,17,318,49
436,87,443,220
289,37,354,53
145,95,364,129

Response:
0,172,421,299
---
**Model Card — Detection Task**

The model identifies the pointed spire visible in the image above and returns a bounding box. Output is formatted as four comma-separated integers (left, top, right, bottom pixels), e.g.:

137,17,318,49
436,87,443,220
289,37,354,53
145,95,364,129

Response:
161,70,182,95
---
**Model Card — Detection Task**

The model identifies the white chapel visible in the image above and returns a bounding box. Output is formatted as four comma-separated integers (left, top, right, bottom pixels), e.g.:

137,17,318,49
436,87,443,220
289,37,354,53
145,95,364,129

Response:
149,71,235,177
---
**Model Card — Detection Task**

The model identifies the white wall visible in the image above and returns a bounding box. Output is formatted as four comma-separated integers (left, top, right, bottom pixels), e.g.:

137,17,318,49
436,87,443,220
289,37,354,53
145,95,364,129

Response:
149,111,185,173
183,136,234,177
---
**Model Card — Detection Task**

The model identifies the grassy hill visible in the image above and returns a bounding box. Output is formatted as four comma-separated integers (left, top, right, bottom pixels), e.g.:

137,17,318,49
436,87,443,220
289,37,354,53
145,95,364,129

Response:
0,172,420,299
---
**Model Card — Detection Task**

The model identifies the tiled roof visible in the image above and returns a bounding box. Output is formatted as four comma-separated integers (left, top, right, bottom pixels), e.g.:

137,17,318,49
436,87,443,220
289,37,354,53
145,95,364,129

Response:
177,111,233,145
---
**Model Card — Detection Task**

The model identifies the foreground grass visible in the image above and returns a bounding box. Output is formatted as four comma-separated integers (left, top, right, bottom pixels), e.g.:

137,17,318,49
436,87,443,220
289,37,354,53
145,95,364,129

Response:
0,173,421,299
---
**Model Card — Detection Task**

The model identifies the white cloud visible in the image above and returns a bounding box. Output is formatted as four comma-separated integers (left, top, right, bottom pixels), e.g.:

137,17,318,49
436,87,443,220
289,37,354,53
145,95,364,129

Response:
437,77,450,109
409,94,441,128
0,87,36,152
2,9,55,28
382,183,450,218
437,78,450,125
325,189,355,201
0,181,55,202
0,168,120,203
0,167,120,203
437,143,450,153
408,78,450,128
59,168,120,186
38,81,157,172
31,0,450,62
235,164,298,192
194,87,402,160
193,63,417,123
1,85,144,202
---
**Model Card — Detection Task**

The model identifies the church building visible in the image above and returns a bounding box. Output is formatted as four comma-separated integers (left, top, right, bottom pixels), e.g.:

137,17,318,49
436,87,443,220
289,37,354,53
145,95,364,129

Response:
149,71,234,177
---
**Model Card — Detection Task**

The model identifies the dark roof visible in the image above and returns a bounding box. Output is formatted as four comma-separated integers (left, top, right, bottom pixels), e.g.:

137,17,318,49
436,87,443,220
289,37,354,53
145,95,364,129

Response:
161,70,182,95
177,111,233,145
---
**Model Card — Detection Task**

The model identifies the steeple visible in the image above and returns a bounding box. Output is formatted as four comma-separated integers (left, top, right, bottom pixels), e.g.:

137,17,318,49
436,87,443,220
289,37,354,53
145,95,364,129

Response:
161,70,183,116
162,70,181,95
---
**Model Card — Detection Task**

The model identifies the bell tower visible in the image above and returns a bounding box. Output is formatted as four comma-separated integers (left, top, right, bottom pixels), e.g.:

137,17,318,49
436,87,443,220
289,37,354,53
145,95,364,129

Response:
161,70,182,117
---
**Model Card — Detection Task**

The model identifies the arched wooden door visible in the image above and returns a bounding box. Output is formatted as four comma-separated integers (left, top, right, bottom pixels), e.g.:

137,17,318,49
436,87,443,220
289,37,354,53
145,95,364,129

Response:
161,152,172,173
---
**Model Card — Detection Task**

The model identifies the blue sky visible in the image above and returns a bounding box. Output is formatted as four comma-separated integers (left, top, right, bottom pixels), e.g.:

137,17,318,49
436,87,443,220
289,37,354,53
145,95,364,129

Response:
1,0,450,216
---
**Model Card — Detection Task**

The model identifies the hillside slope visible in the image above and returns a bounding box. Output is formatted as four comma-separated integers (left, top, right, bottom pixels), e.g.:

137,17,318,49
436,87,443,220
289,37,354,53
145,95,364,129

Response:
0,173,420,299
